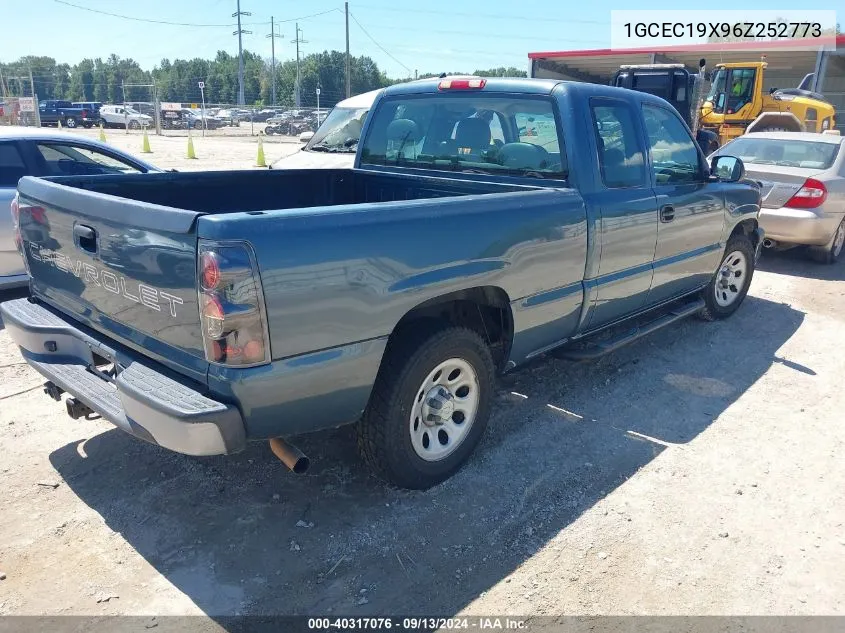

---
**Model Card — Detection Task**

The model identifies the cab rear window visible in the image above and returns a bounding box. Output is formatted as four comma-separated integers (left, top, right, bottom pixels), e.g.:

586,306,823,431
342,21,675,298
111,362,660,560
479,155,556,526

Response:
360,95,567,179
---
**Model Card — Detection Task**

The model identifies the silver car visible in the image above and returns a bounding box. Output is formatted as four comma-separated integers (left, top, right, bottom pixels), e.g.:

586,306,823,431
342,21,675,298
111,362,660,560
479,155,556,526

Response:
711,132,845,264
0,127,158,290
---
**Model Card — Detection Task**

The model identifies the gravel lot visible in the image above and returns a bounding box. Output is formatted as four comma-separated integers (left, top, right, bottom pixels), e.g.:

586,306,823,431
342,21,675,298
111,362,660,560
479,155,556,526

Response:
67,127,303,171
0,141,843,621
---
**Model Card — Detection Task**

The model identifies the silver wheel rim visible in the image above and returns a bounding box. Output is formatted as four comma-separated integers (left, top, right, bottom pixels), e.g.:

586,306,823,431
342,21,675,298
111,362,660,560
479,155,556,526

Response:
66,118,75,128
409,357,480,462
715,250,748,307
833,222,845,257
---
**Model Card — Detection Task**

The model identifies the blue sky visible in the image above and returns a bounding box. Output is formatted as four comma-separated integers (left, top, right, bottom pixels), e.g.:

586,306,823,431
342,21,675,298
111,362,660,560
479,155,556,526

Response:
3,0,841,78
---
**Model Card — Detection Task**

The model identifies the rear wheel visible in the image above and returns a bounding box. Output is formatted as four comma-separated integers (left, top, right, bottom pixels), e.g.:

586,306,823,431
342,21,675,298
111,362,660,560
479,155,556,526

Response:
699,234,755,321
64,116,77,129
357,326,495,489
809,218,845,264
128,120,141,130
264,125,275,135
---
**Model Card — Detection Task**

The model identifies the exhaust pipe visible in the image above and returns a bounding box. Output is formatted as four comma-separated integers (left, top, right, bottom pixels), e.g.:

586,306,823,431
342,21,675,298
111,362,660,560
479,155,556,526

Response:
269,438,310,474
763,238,775,248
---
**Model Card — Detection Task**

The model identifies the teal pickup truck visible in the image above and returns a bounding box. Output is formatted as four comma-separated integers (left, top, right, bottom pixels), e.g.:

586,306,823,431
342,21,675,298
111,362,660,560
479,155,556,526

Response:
2,77,762,488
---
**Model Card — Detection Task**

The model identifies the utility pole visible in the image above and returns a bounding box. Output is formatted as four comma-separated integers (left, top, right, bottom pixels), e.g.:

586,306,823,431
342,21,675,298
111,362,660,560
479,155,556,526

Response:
345,2,351,98
291,23,308,107
266,16,282,106
28,66,36,99
232,0,252,106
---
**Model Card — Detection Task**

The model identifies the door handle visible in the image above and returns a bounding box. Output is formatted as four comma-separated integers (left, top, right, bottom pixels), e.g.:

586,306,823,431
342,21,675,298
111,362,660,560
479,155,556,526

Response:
73,224,98,253
659,205,675,223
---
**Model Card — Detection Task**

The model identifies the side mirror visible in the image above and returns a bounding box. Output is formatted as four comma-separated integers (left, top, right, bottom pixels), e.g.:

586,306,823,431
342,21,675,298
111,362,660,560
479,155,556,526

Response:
710,155,745,182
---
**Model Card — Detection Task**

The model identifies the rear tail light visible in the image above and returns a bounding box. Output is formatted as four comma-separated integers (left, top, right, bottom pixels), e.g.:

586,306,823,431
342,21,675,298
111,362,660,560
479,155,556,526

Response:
197,240,270,367
785,178,828,209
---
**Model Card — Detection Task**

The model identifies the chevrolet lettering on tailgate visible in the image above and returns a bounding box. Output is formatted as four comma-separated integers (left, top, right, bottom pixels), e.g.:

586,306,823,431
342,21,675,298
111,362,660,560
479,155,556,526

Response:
29,243,185,317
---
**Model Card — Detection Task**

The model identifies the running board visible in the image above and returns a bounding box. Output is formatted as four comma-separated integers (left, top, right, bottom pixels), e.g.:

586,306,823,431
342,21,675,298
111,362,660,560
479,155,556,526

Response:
555,299,705,361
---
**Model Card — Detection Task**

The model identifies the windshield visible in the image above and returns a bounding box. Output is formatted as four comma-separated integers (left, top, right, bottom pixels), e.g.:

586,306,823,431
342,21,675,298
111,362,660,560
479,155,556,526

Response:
720,137,840,169
306,106,369,153
360,95,566,178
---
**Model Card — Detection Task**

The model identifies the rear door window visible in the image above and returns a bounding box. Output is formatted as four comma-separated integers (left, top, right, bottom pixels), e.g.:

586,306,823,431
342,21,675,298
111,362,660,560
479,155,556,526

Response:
0,142,28,186
360,94,566,178
590,100,646,188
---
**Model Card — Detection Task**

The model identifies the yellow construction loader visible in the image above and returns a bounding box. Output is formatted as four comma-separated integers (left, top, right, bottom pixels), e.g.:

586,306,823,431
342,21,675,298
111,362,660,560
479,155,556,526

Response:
700,61,836,145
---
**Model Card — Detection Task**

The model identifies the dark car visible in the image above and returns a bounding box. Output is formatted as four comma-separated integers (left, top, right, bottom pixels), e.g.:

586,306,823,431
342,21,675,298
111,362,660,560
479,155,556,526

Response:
38,100,97,129
72,102,103,116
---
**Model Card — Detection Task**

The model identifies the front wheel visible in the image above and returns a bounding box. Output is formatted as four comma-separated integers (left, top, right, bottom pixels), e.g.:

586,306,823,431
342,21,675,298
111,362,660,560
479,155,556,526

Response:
264,125,275,135
64,116,77,129
357,326,495,489
128,120,140,130
699,234,755,321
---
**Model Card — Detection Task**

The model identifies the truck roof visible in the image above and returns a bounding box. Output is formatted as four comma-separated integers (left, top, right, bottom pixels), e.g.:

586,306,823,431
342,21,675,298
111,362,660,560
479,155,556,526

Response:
380,76,675,109
383,76,565,96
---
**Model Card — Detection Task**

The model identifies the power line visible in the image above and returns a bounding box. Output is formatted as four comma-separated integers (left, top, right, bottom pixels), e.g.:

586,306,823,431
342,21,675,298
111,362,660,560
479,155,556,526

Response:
275,9,342,24
51,0,337,28
350,3,607,25
348,12,411,74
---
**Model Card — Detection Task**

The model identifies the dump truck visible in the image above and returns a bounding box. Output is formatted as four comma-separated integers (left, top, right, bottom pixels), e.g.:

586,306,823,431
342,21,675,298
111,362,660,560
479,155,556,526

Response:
612,61,720,154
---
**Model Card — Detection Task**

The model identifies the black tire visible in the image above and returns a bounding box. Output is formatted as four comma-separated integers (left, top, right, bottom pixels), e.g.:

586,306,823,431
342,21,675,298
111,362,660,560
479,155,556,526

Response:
264,125,275,136
699,233,755,321
64,116,77,129
128,120,140,130
357,326,495,489
809,218,845,264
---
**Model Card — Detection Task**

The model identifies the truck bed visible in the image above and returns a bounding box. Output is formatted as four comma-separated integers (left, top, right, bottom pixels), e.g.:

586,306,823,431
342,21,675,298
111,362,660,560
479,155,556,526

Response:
46,168,537,214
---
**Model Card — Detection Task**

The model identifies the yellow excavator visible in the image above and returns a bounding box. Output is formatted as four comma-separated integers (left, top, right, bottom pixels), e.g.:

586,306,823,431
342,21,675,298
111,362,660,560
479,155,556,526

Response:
699,61,836,145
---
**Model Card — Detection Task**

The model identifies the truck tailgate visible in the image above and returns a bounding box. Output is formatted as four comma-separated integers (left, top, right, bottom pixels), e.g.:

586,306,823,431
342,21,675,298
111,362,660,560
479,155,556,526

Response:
16,176,207,380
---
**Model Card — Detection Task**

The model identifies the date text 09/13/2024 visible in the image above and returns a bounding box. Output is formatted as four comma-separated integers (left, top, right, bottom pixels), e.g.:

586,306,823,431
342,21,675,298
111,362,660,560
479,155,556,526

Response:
307,617,527,630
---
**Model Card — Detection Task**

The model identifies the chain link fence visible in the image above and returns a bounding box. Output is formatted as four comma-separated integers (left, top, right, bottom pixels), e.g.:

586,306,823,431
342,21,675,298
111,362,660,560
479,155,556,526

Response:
113,101,328,138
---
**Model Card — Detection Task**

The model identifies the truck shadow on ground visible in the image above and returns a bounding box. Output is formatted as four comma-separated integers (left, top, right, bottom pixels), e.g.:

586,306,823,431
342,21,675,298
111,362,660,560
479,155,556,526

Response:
756,248,845,281
49,294,804,621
